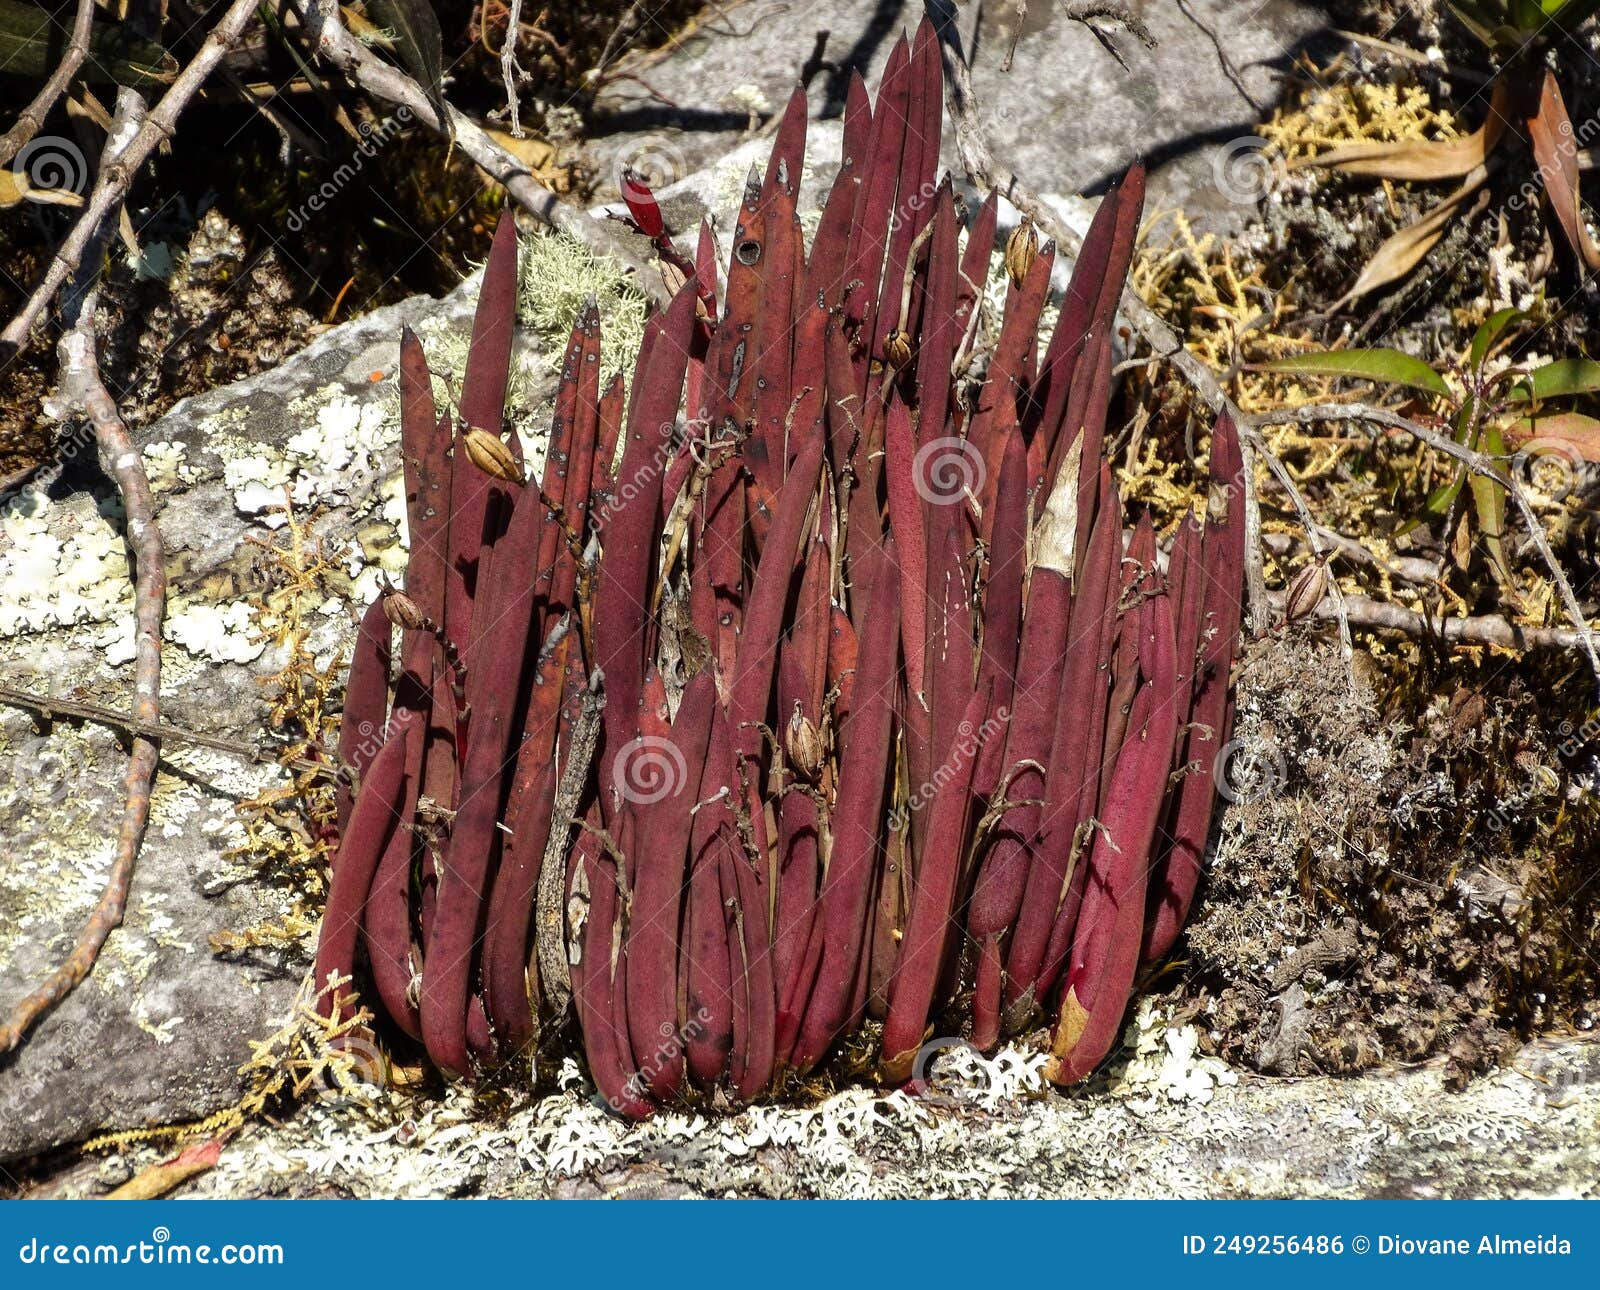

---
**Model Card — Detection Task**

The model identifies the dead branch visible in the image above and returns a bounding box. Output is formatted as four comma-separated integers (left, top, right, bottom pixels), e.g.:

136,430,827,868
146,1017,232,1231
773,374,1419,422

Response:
1061,2,1157,70
1262,528,1442,587
294,0,664,300
0,89,166,1054
1273,590,1590,654
1,0,262,352
0,684,330,779
0,0,95,167
501,0,527,137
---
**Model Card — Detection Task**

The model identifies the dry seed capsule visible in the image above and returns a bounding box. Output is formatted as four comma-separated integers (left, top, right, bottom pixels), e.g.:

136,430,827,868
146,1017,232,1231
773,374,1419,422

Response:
785,703,825,781
379,583,429,632
883,328,913,372
1005,217,1038,287
1284,556,1329,624
463,427,523,483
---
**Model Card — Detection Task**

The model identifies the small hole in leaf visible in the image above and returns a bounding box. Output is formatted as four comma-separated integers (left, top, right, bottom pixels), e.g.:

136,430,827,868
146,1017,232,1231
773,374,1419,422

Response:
736,240,761,266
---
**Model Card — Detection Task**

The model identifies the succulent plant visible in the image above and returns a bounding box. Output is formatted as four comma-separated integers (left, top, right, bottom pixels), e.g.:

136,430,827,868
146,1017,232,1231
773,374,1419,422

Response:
314,17,1245,1115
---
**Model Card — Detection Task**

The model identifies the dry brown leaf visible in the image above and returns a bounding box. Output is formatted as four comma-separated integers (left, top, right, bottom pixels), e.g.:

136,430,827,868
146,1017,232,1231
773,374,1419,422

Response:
1336,165,1489,306
1525,69,1600,270
0,169,85,209
1507,411,1600,462
1296,80,1509,181
105,1139,223,1200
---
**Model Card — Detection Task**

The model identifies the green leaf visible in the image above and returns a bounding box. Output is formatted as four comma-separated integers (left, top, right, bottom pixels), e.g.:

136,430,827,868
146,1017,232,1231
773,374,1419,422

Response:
1494,0,1600,32
1510,357,1600,402
1535,0,1600,33
1468,308,1524,371
365,0,447,127
1470,422,1514,592
1257,349,1451,398
1423,473,1467,515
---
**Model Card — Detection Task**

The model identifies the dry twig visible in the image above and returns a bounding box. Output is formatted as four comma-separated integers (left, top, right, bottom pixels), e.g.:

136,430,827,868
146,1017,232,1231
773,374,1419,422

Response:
1253,401,1600,690
0,92,168,1054
1,0,262,352
295,0,663,296
1273,591,1591,653
0,0,95,167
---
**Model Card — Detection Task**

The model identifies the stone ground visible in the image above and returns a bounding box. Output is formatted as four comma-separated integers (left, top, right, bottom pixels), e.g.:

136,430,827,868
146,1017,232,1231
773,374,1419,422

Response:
19,1012,1600,1199
3,0,1597,1196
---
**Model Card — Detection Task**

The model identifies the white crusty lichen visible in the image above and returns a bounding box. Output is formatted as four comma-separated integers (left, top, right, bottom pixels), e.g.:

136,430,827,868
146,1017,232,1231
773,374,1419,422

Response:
1111,1000,1239,1111
0,493,134,638
175,1022,1600,1200
166,602,263,665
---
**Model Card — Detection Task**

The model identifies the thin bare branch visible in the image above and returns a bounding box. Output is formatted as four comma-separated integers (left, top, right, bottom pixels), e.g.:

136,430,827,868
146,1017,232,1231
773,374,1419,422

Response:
1,0,262,352
1274,590,1591,654
0,0,95,167
0,89,166,1053
0,684,330,779
294,0,665,302
501,0,526,137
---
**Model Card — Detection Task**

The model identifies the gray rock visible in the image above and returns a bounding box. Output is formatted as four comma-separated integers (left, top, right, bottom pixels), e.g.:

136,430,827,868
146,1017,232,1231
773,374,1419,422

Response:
587,0,1332,231
0,285,490,1164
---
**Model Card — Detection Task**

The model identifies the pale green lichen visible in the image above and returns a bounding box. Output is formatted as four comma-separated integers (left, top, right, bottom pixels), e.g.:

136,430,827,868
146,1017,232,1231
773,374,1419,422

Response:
515,227,647,386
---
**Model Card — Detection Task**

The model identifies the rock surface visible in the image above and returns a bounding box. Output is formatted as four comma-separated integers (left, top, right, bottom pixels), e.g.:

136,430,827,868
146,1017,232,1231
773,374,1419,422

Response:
30,1014,1600,1199
0,285,489,1165
588,0,1332,228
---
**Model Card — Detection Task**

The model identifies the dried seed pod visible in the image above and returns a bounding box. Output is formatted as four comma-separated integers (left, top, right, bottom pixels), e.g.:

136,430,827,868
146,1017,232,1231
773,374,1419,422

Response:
462,427,524,484
1284,555,1330,624
380,582,429,632
1004,217,1038,287
882,327,913,371
785,703,825,781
